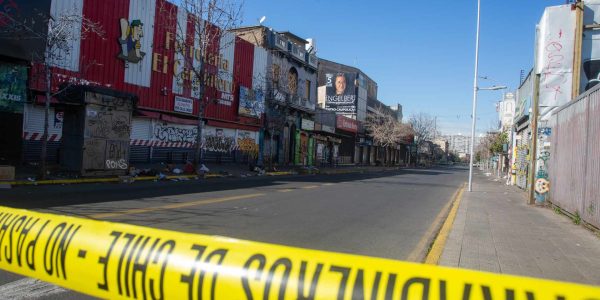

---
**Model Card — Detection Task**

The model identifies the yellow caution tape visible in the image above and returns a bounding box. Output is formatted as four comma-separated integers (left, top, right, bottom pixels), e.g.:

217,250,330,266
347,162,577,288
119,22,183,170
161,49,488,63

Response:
0,205,598,300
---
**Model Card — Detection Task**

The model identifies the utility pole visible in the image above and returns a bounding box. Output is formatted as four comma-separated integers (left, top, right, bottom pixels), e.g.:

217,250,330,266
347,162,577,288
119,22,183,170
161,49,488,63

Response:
528,74,540,205
572,0,584,99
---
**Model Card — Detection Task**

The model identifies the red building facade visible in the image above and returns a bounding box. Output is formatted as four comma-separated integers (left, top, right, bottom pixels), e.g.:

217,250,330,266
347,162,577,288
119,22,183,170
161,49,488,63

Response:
25,0,267,164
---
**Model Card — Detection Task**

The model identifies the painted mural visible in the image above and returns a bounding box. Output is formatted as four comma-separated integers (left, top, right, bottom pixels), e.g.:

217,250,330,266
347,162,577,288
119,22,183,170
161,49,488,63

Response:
534,127,552,203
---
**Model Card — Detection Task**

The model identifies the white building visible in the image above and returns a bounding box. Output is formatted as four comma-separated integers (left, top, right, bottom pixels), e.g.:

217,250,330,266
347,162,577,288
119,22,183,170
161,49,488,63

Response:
445,134,471,158
497,92,516,131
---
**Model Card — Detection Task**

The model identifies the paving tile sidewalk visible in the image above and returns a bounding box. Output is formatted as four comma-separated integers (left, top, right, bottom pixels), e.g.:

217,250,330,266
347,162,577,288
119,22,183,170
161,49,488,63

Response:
440,170,600,285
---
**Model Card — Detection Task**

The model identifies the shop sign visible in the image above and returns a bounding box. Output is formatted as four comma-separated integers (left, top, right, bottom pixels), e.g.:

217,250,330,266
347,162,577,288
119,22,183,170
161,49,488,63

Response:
174,96,194,114
336,115,358,133
301,119,315,131
321,124,335,133
0,64,27,113
216,92,233,106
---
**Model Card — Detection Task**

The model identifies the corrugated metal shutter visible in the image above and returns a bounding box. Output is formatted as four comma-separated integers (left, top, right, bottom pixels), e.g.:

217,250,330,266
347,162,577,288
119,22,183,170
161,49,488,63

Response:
131,118,153,140
23,141,61,163
516,128,530,189
128,118,153,163
129,145,150,163
23,104,63,137
22,104,63,162
151,148,195,164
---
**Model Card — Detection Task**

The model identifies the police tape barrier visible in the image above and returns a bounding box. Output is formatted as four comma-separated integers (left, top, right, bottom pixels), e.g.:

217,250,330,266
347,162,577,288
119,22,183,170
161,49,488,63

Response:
0,206,598,300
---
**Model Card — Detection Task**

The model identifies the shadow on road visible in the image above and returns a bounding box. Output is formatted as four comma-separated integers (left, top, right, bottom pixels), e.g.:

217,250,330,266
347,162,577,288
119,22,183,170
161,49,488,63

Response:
1,167,466,209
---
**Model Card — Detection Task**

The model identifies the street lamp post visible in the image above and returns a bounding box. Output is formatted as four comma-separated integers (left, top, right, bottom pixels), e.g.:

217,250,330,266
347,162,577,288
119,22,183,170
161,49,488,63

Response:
468,0,508,192
468,83,507,191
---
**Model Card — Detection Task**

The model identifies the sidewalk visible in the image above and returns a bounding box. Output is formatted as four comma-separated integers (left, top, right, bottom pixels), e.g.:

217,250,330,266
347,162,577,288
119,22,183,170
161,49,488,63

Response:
440,171,600,285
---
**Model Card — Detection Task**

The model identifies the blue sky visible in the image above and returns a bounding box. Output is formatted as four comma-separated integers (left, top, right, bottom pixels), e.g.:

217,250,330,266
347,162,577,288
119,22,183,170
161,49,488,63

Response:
241,0,567,135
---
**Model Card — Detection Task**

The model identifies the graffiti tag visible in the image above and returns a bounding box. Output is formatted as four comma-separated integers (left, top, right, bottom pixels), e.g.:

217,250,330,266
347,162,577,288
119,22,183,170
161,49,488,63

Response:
154,125,198,143
203,136,235,153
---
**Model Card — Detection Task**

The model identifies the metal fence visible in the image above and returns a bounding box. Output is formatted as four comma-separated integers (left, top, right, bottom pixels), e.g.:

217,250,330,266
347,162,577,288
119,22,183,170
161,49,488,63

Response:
549,84,600,229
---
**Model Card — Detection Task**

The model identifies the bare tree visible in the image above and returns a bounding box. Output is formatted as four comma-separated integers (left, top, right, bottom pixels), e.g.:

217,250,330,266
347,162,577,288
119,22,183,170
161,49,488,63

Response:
409,113,436,162
0,7,104,178
161,0,244,166
365,105,413,148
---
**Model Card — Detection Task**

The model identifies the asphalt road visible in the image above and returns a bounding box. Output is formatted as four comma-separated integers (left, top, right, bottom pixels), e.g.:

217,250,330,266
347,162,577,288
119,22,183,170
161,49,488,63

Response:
0,167,466,299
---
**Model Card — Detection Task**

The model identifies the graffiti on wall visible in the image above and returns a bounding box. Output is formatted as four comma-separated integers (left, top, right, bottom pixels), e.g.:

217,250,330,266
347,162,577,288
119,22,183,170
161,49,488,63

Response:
86,109,131,140
202,129,235,153
534,127,552,202
236,131,258,158
195,128,259,155
203,135,235,152
153,124,198,143
237,138,258,158
105,140,128,169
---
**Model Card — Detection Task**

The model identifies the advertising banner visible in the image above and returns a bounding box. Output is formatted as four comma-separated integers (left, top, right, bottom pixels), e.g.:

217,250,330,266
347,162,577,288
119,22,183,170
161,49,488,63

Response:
536,5,575,107
238,86,265,118
0,63,28,113
324,73,357,113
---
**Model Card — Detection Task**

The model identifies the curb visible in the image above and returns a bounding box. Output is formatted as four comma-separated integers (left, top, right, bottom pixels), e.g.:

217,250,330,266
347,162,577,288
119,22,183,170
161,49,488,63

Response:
424,183,466,265
4,175,200,186
3,166,404,187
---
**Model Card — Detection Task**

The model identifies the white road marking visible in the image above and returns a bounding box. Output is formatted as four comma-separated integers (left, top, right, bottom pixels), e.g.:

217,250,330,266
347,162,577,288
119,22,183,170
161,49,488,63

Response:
0,278,67,299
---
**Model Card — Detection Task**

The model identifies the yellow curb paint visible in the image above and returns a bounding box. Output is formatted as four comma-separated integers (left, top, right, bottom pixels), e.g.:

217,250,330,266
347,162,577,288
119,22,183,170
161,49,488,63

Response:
266,171,294,176
322,183,335,186
425,183,466,265
89,193,265,219
278,188,294,193
406,185,463,262
5,175,199,186
301,185,319,189
204,174,225,178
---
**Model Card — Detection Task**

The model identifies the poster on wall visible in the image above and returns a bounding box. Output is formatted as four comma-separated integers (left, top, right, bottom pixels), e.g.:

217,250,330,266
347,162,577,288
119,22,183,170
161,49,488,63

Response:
324,73,357,113
174,96,193,114
238,86,265,118
0,64,28,113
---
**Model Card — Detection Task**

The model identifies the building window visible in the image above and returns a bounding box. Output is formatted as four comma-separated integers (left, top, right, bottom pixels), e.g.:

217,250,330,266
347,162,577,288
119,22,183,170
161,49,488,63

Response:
272,64,280,87
287,67,298,95
305,80,311,99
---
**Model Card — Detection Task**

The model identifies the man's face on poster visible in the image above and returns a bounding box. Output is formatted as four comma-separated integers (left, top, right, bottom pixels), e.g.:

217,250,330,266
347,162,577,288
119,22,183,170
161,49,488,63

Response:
335,75,346,95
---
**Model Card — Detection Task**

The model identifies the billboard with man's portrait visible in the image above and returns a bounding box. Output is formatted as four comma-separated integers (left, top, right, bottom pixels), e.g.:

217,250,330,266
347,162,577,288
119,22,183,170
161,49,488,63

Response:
324,73,356,113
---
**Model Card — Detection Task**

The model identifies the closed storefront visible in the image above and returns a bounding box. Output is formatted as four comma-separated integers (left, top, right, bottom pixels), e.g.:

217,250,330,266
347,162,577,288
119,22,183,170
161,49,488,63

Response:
335,115,358,164
22,104,64,163
515,128,530,190
0,62,28,164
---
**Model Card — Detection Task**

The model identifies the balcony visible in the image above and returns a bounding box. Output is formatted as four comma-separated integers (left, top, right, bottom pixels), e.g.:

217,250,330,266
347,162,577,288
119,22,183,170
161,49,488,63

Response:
288,94,315,112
